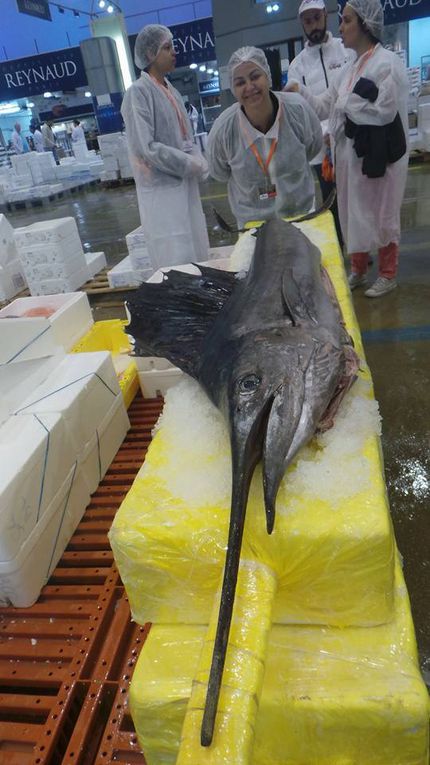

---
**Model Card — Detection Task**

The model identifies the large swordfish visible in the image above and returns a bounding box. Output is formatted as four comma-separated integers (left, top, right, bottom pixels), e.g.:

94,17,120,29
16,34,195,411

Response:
126,216,359,747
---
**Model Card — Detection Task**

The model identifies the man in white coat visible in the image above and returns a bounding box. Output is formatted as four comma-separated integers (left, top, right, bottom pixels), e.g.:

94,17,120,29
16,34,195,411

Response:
288,0,354,246
11,122,24,154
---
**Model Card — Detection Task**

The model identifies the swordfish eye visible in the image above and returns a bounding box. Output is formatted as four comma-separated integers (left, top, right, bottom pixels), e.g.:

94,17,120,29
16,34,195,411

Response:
238,374,261,395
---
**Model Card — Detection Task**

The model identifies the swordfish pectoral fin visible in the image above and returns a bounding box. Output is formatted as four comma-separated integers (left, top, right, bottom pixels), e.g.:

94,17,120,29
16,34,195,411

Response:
262,376,305,534
282,269,319,325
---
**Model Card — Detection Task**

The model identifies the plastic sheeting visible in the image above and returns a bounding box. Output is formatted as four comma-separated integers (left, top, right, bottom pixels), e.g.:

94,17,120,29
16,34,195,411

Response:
109,212,394,630
129,562,429,765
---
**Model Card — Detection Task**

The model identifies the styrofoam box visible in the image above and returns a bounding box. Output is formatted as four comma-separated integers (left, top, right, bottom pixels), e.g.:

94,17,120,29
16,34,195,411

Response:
0,463,90,607
0,258,26,301
107,255,150,288
129,249,151,272
85,251,107,278
0,316,58,364
14,351,121,451
137,366,184,398
126,226,146,248
16,236,84,265
0,352,65,426
0,412,76,561
0,214,19,266
80,392,130,493
0,292,94,352
22,255,87,282
14,217,80,247
27,264,90,296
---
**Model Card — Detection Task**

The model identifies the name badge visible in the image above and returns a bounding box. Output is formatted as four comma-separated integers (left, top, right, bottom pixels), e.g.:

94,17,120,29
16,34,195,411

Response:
259,184,277,201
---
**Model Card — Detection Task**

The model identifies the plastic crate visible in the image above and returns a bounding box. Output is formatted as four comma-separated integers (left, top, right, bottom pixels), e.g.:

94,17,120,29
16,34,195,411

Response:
72,319,138,409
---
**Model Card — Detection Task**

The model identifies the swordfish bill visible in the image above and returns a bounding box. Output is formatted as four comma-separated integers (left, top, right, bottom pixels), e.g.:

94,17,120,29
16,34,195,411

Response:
125,211,359,748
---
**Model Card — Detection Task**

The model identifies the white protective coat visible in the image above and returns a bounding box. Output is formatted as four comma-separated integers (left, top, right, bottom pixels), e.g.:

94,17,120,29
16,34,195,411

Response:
11,129,24,154
32,129,44,153
206,91,322,227
287,32,355,164
71,125,85,144
121,72,209,269
299,44,409,253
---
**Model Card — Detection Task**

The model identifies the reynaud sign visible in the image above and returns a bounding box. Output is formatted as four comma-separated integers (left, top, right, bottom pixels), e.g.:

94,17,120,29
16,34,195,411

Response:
338,0,429,25
129,16,216,74
0,47,88,101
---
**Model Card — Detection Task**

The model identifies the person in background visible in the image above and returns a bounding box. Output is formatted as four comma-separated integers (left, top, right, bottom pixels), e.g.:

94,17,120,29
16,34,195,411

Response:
285,0,408,297
185,101,199,136
121,24,209,270
287,0,355,247
11,122,24,154
41,119,59,163
206,46,322,228
30,124,44,153
71,119,86,144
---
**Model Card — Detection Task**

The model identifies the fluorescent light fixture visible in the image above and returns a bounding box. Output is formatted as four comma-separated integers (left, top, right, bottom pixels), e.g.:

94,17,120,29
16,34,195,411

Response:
43,91,53,98
0,101,20,114
189,63,198,69
85,91,92,97
199,64,206,72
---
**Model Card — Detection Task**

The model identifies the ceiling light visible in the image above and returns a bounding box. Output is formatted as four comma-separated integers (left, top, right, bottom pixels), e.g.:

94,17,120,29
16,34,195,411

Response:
189,63,198,70
199,64,206,72
98,0,106,7
207,68,214,74
43,92,53,98
85,91,92,98
107,4,114,12
27,102,35,107
214,70,219,76
272,2,280,10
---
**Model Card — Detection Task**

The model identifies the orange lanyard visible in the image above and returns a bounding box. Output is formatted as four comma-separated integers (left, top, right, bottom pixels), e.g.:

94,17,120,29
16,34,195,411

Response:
346,45,377,93
149,74,188,139
240,110,280,179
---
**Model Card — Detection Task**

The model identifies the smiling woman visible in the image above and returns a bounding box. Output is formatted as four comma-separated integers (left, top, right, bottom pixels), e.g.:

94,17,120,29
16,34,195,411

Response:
206,45,323,227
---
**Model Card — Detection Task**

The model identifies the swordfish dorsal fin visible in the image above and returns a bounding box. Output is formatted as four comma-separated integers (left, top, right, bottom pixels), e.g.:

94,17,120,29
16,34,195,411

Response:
126,265,239,378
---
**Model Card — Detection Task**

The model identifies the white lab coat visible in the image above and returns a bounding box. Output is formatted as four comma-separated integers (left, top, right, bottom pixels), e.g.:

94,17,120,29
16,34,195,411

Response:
121,72,209,270
71,124,85,143
32,129,44,153
299,44,409,253
206,91,322,227
287,32,355,164
11,129,24,154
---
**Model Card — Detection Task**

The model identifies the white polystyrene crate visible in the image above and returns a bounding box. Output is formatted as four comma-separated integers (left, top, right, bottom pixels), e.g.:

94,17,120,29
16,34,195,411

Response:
129,248,151,272
27,264,90,296
14,352,121,451
21,254,88,282
126,225,146,249
80,392,130,493
0,258,26,301
0,316,58,365
0,214,19,266
0,412,76,561
14,217,80,247
16,236,84,264
0,463,90,607
107,255,149,288
85,251,107,278
138,367,184,398
0,353,65,426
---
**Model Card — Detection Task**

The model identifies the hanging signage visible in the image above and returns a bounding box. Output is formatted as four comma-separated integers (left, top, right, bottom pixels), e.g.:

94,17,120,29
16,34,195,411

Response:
0,47,88,101
16,0,51,22
130,17,216,73
338,0,430,26
199,77,220,94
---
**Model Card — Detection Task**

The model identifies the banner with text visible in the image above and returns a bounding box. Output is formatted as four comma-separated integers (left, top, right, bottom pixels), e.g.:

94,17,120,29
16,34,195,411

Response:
0,47,87,102
130,16,216,73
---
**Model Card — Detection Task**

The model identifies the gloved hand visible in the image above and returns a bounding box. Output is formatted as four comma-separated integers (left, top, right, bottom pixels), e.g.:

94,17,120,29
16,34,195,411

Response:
190,154,209,181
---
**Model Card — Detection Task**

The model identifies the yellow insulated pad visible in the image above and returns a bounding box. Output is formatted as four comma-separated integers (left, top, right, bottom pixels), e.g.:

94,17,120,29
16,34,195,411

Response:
129,564,429,765
109,213,394,628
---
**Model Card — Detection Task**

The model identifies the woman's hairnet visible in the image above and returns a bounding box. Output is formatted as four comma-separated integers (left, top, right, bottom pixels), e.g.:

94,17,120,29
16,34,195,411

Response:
228,46,272,90
346,0,384,40
134,24,173,70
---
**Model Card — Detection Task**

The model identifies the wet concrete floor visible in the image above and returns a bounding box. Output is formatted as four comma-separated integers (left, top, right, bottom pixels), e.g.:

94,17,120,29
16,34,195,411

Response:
6,161,430,684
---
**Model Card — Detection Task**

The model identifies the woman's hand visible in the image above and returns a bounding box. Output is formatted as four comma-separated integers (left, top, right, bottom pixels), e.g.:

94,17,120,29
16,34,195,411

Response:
283,82,299,93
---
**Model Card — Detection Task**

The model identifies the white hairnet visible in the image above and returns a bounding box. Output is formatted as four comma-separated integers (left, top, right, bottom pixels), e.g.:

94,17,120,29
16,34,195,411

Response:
346,0,384,40
134,24,173,70
228,46,272,90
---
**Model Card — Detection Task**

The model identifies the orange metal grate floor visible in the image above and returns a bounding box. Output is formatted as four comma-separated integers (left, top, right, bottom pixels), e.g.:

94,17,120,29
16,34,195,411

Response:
0,392,164,765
